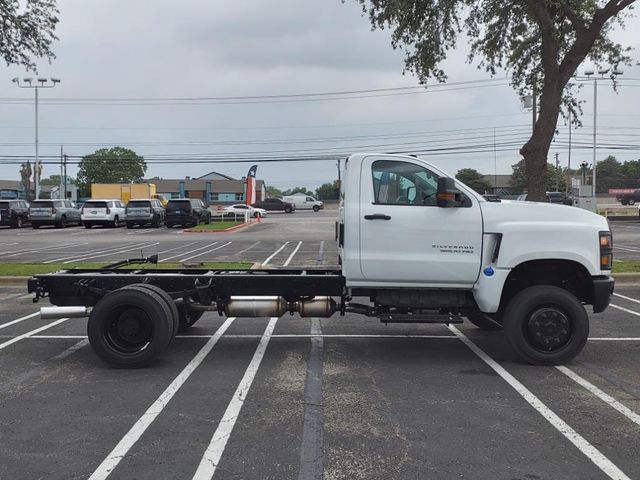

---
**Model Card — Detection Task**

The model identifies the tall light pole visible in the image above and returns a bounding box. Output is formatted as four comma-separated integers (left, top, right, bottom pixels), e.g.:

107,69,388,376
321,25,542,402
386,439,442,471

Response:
577,68,623,199
12,77,61,200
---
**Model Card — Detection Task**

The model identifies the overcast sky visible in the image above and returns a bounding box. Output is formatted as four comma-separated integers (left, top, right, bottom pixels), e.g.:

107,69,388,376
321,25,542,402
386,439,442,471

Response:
1,0,639,191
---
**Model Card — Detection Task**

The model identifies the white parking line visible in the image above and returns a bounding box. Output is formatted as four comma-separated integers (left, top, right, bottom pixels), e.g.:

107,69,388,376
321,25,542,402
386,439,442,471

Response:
588,337,640,341
262,242,290,265
87,317,236,480
159,242,216,263
192,317,278,480
127,229,156,235
613,293,640,305
448,325,631,480
44,242,145,264
283,241,302,267
155,241,198,256
235,241,261,256
51,339,90,361
180,241,232,262
557,366,640,428
0,292,25,302
610,304,640,317
613,245,640,253
0,312,39,330
3,241,89,258
0,318,69,351
53,242,160,264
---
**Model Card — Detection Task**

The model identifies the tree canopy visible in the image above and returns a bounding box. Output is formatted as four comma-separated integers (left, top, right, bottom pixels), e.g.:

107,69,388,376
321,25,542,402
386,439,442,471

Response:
0,0,59,70
510,159,567,193
76,147,147,192
316,181,340,200
455,168,492,194
353,0,636,201
282,186,314,196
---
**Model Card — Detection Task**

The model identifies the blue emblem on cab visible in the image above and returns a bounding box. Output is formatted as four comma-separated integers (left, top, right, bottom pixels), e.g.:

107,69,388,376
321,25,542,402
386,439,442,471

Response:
483,266,494,277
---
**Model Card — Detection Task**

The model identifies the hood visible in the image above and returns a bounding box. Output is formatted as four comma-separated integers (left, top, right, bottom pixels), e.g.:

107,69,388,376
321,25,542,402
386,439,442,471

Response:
481,200,609,232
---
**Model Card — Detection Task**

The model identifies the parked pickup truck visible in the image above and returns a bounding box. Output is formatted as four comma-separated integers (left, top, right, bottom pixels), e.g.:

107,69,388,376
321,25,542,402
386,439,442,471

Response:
28,153,614,368
615,189,640,205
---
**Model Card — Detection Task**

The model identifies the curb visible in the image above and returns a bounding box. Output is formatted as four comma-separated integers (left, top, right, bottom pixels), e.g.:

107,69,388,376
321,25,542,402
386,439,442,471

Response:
0,276,29,286
183,221,255,233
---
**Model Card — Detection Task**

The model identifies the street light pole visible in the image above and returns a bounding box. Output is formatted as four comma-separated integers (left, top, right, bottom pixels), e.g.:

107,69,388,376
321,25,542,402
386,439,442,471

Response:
12,77,61,200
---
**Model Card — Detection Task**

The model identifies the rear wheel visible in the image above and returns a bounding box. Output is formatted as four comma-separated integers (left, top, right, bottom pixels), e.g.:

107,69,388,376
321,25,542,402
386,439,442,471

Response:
84,223,92,229
622,199,629,205
126,284,179,348
504,286,589,365
126,222,134,229
112,215,120,228
32,223,40,229
87,287,173,368
57,216,67,228
152,215,160,228
629,199,636,206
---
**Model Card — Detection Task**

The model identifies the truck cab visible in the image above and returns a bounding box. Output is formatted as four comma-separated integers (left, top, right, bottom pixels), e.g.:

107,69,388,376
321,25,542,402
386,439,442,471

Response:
338,153,614,364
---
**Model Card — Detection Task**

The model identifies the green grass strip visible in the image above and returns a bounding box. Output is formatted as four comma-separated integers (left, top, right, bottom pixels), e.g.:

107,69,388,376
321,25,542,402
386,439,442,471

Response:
0,261,252,276
189,221,245,230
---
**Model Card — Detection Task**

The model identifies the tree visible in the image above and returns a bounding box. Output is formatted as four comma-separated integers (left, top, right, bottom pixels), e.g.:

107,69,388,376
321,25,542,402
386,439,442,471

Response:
510,159,567,193
266,185,283,198
621,159,640,188
282,186,313,196
316,181,340,200
0,0,59,70
354,0,636,201
76,147,147,192
455,168,492,194
595,155,623,193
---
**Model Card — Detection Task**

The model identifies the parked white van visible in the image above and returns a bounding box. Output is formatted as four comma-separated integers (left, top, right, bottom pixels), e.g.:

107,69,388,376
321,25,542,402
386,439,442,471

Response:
282,195,324,212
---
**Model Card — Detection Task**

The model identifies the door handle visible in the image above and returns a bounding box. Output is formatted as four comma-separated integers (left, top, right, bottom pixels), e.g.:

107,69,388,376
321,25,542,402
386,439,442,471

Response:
364,214,391,220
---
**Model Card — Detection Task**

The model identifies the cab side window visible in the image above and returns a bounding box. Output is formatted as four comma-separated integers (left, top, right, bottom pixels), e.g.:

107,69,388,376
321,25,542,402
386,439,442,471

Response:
372,160,440,206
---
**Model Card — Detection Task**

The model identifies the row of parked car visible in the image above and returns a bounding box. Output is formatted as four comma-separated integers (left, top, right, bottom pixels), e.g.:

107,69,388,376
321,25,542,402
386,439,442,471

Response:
0,198,271,229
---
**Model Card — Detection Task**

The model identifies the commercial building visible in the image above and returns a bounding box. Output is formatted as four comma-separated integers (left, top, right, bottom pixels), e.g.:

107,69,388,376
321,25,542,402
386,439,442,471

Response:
147,171,265,205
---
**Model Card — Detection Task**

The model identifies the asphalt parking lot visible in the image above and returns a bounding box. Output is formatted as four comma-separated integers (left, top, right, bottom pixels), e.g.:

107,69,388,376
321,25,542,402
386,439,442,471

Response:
1,283,639,480
0,210,340,267
1,210,640,480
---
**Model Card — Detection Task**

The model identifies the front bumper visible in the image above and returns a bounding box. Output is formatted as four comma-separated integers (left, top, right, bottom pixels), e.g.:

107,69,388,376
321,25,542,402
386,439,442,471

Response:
592,275,615,313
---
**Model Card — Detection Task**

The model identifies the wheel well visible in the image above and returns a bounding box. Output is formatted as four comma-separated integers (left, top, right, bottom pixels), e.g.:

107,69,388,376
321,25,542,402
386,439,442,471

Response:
500,260,593,312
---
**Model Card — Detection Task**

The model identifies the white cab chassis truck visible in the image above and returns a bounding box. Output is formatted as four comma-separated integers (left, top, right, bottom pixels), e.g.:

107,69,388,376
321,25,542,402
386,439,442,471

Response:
30,153,614,368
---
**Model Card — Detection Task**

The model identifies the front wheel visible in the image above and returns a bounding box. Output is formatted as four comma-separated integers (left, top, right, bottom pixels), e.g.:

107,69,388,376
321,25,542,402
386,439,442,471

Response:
57,216,67,228
313,205,320,212
284,206,292,213
126,222,134,229
503,286,589,365
12,216,23,229
628,199,636,206
112,216,120,228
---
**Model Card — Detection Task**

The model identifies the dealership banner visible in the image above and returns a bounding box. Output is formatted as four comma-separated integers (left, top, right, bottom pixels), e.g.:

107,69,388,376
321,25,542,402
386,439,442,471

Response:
609,188,635,195
246,165,258,205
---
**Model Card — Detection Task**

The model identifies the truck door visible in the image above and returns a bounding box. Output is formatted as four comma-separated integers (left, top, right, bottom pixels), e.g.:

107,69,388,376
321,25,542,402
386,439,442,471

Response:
359,156,483,286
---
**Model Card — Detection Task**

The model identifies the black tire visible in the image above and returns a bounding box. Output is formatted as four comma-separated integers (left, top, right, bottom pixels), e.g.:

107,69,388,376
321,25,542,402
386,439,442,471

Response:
126,222,134,229
87,287,173,368
503,286,589,365
32,223,40,229
284,206,292,213
621,199,629,205
176,302,204,332
126,284,179,348
152,215,160,228
466,312,502,331
11,216,23,229
628,199,636,206
57,216,67,228
253,212,260,218
166,222,174,228
84,223,92,229
204,215,211,225
112,215,120,228
313,205,320,212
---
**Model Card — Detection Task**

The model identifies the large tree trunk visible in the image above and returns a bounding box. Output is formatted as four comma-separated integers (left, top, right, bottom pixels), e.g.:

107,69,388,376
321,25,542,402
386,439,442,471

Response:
519,80,563,202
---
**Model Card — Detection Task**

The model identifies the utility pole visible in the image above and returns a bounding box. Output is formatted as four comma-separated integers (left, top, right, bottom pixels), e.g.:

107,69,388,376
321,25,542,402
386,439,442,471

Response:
60,146,63,199
63,154,68,199
555,152,560,192
567,109,572,193
493,127,497,194
11,77,61,200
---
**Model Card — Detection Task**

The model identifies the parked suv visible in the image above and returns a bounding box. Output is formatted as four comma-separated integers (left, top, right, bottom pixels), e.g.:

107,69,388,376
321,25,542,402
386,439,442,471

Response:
81,199,127,228
165,198,212,228
29,200,82,228
125,199,165,228
251,197,295,213
0,199,30,228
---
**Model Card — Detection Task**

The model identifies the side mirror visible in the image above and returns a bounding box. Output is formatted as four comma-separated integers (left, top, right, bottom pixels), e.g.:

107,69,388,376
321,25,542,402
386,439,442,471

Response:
437,177,463,207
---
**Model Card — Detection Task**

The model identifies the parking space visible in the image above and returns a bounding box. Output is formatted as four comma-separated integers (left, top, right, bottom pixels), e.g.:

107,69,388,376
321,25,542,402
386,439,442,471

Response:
0,210,340,267
1,283,639,479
